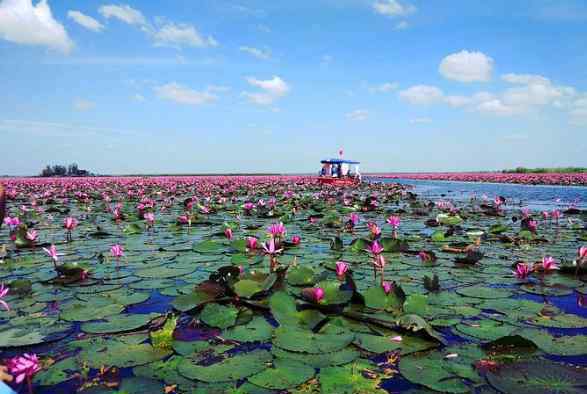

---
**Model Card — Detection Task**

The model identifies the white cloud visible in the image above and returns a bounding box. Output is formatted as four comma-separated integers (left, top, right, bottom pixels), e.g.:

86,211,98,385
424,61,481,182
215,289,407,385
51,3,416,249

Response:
501,73,549,85
154,82,217,106
243,76,290,105
346,109,369,121
240,46,270,60
132,94,145,102
73,98,95,111
439,50,493,82
98,4,146,26
476,99,519,116
153,23,217,48
0,0,74,53
444,95,470,108
373,0,416,17
370,82,399,93
409,117,431,124
395,20,409,30
399,85,443,105
67,10,104,32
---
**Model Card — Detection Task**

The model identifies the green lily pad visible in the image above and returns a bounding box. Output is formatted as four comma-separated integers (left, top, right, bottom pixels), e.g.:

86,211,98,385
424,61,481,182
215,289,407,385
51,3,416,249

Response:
178,349,272,383
248,359,315,390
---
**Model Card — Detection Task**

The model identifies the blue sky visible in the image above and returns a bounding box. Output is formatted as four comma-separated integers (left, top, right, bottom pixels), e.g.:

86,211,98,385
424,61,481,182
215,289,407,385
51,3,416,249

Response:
0,0,586,175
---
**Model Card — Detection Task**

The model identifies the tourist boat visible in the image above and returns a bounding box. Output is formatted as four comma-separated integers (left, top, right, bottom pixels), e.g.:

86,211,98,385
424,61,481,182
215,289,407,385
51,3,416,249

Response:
318,158,361,186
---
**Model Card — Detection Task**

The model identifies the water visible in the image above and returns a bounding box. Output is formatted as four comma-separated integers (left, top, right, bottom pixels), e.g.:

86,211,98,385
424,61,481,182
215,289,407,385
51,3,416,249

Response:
371,177,587,212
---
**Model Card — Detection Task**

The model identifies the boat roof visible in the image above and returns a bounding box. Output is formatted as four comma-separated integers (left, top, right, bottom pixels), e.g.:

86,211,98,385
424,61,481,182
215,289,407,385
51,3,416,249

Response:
321,159,360,164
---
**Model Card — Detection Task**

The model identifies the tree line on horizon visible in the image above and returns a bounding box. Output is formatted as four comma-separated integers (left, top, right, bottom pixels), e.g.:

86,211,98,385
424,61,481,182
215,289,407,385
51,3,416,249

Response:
40,163,93,177
502,166,587,174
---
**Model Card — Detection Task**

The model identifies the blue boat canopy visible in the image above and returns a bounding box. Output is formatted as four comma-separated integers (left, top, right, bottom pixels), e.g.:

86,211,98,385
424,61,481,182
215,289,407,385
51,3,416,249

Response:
320,159,360,165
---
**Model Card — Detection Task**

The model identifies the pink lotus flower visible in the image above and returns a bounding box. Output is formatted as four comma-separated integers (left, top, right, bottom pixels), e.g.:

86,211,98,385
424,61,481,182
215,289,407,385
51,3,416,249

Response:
246,237,258,250
6,353,41,385
267,222,286,238
309,216,317,224
382,281,393,294
579,246,587,260
144,212,155,225
178,215,189,224
42,244,61,263
541,256,559,271
520,208,530,219
3,216,20,230
63,217,78,230
349,212,359,226
224,228,233,240
111,244,124,259
262,237,283,256
551,209,561,221
368,222,381,238
311,287,325,303
291,235,301,245
243,202,255,211
335,261,349,278
386,215,401,229
513,263,532,279
527,220,538,233
25,229,38,242
366,240,384,255
419,250,433,262
0,283,9,311
542,211,550,220
494,196,503,207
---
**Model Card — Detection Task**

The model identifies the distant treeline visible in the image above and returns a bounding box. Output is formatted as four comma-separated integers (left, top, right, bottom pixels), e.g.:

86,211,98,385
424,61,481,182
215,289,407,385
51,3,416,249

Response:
502,167,587,174
40,163,93,177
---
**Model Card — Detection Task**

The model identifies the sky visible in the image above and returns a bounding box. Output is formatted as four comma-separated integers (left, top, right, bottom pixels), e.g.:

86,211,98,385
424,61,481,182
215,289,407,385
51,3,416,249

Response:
0,0,586,175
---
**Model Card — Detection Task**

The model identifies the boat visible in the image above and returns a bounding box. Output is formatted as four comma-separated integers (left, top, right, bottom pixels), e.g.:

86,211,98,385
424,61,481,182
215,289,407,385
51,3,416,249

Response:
318,157,361,186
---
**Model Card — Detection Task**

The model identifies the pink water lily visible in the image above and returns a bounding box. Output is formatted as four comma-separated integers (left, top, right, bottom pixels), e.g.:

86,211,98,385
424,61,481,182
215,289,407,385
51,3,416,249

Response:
541,256,559,272
42,244,61,264
579,246,587,260
551,209,561,221
246,237,258,250
311,287,325,303
542,211,550,220
418,250,433,262
0,283,9,311
513,262,532,280
63,217,78,230
527,219,538,233
366,240,384,255
6,353,41,392
224,227,233,240
3,216,20,230
335,261,349,278
291,235,301,245
144,212,155,226
382,281,393,294
262,237,283,256
267,222,286,238
520,208,530,219
349,212,359,226
25,229,38,242
386,215,401,229
243,202,255,211
367,222,381,238
111,244,124,259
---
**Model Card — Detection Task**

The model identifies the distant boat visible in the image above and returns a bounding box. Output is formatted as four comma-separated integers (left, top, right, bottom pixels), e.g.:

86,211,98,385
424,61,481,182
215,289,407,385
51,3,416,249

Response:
318,157,361,186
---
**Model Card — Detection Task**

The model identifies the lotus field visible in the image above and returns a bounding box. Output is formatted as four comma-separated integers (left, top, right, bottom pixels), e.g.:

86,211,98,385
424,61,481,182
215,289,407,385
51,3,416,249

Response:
373,172,587,186
1,176,586,394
